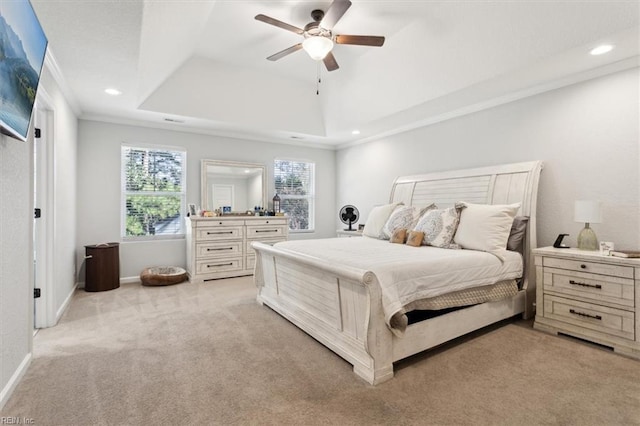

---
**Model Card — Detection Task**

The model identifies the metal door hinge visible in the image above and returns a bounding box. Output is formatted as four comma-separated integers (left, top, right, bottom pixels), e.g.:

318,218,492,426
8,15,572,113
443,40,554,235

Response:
35,128,41,138
34,288,41,298
34,208,41,219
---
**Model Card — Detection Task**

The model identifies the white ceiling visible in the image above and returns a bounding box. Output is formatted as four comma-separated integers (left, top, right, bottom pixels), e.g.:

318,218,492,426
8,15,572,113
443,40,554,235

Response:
31,0,640,148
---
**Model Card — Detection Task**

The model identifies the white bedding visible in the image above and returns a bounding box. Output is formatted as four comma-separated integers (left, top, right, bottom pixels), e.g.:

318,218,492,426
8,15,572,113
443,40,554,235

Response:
274,237,523,335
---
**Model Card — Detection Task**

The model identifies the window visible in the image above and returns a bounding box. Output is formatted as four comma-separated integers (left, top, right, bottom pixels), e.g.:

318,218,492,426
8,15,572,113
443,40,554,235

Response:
121,145,186,239
274,159,315,232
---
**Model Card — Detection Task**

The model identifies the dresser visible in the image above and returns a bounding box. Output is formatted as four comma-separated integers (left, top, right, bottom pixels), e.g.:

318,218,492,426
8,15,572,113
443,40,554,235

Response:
533,247,640,359
186,216,288,282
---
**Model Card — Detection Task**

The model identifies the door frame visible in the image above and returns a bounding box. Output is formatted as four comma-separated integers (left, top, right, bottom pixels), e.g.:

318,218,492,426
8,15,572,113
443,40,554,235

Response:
33,88,56,329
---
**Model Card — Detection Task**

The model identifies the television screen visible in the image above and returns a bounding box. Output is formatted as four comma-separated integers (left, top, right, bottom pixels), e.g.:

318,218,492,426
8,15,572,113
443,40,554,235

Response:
0,0,48,141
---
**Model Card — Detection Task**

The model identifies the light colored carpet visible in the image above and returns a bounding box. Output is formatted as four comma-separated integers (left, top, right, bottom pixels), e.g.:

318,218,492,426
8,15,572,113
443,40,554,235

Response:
2,276,640,425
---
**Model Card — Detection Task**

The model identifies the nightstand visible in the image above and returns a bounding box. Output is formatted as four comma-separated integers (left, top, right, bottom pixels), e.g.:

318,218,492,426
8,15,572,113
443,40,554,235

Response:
533,247,640,359
336,229,363,238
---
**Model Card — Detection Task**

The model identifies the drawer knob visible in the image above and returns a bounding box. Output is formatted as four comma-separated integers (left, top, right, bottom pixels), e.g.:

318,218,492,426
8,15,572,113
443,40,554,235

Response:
580,264,587,269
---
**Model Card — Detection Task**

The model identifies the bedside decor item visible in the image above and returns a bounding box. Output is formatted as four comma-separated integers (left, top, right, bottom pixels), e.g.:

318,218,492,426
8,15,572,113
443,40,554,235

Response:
553,233,570,249
574,200,602,250
599,241,614,256
339,204,360,231
610,250,640,258
273,193,281,213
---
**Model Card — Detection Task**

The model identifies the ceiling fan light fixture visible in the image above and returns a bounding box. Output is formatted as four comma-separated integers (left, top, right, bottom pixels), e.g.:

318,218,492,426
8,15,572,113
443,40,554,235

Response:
302,36,334,60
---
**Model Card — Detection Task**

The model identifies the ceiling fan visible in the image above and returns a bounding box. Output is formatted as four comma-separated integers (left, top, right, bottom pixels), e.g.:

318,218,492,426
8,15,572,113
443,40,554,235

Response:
255,0,385,72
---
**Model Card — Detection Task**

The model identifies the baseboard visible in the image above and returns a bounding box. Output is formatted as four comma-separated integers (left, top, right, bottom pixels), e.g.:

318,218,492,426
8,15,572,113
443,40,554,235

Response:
55,281,78,323
76,276,140,289
0,353,32,410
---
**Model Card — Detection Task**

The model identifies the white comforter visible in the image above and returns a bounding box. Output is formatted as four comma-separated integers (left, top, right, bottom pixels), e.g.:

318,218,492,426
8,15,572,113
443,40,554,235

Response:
274,237,523,335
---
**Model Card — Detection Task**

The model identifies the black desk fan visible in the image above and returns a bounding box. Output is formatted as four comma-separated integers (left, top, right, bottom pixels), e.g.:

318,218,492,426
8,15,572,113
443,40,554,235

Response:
339,205,359,231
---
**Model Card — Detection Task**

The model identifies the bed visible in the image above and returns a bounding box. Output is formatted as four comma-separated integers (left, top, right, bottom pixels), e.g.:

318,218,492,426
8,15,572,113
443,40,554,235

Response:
252,161,543,384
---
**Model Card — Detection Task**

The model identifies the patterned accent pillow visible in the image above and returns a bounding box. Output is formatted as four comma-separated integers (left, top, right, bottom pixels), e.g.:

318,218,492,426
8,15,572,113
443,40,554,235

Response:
382,204,436,240
413,204,465,249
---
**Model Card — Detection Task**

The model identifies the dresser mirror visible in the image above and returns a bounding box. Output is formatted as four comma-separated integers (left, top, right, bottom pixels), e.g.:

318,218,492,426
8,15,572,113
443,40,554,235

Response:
201,160,266,213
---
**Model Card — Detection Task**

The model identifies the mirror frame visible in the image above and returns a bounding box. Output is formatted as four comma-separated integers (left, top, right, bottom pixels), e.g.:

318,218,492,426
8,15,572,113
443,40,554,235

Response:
201,159,267,212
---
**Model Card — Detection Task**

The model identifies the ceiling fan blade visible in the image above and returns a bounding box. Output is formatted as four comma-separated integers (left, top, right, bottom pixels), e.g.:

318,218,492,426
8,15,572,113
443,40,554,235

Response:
320,0,352,29
267,43,303,61
323,52,339,72
335,34,385,47
255,14,304,35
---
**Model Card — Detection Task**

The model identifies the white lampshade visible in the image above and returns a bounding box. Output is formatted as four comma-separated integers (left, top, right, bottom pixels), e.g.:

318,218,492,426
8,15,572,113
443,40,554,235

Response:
574,200,602,224
302,36,334,60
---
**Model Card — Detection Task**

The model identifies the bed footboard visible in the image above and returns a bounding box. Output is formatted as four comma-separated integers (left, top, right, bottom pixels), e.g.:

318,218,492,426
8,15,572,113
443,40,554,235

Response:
253,242,394,385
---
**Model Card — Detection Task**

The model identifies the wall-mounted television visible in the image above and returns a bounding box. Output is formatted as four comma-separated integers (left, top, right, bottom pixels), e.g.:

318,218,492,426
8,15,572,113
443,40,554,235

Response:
0,0,48,142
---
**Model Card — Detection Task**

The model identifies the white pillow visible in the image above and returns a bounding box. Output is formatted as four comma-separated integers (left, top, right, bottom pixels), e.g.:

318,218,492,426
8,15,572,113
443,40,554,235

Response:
382,204,436,240
363,203,402,239
453,202,521,259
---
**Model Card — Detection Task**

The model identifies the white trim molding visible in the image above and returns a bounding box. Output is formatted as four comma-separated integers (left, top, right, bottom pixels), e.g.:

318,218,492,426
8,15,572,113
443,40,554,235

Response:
0,353,32,410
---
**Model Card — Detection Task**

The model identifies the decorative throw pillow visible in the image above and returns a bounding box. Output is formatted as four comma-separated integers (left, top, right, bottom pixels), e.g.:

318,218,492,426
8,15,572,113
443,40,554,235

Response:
507,216,529,252
382,204,436,240
406,231,424,247
362,203,402,239
413,204,464,249
390,228,407,244
453,202,521,259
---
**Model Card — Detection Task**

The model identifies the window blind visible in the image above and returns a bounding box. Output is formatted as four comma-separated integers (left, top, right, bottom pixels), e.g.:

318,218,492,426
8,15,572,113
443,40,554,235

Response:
274,159,315,231
122,146,186,239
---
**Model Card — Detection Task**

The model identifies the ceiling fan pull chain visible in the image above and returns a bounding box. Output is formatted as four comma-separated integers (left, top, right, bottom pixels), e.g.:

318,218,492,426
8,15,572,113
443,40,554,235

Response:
316,62,321,95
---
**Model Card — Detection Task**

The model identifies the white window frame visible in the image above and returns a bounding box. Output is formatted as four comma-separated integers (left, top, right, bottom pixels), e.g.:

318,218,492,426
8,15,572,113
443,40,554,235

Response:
121,143,187,241
274,158,315,233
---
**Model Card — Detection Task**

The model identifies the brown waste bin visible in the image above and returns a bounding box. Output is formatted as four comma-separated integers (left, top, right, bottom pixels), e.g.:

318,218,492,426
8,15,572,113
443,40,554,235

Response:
84,242,120,292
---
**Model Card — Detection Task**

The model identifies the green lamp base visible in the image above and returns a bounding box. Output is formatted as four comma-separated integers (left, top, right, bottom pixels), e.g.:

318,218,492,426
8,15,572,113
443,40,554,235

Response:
577,224,598,251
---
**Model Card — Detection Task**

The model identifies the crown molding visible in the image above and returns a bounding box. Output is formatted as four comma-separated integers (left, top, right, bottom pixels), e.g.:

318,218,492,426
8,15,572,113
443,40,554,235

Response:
43,48,82,116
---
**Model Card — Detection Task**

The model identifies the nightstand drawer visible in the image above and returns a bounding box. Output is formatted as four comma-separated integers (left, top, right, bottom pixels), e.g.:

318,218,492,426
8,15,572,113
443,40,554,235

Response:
543,295,635,340
196,241,243,259
543,257,634,279
543,268,635,308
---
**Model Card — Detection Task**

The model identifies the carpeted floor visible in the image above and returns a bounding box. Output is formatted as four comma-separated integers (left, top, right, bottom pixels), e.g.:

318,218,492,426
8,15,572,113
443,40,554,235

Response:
2,276,640,425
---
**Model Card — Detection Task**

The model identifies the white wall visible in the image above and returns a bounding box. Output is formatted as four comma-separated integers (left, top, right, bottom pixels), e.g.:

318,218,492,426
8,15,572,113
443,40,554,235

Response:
0,128,33,410
76,120,336,279
337,67,640,250
0,62,78,408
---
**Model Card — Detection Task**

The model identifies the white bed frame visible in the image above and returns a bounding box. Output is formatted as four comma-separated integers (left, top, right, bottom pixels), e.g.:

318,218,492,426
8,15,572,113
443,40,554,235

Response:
253,161,543,384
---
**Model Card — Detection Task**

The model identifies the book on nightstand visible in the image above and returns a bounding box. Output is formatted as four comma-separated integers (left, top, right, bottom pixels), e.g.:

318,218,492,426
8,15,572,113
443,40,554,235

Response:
610,250,640,258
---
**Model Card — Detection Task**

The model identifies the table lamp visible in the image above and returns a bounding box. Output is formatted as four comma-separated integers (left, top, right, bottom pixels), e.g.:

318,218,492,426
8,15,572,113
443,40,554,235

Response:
574,200,602,250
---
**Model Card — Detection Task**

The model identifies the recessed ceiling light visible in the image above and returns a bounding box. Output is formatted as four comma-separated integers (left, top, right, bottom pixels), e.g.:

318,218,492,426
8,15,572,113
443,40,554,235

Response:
590,45,614,56
244,169,251,173
104,88,122,96
352,130,361,135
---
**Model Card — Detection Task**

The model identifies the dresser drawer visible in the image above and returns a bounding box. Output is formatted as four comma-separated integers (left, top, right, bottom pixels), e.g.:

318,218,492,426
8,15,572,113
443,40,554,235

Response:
246,225,287,239
542,257,634,279
543,268,635,308
196,258,243,274
196,241,243,259
247,218,288,227
543,295,635,340
195,219,245,227
196,226,243,241
246,254,256,271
